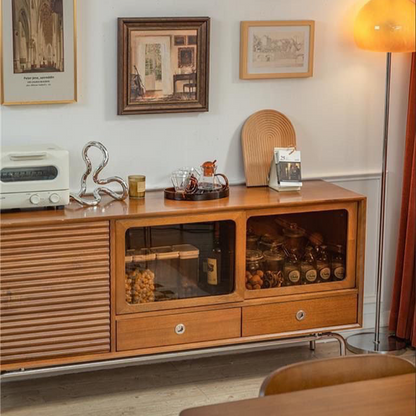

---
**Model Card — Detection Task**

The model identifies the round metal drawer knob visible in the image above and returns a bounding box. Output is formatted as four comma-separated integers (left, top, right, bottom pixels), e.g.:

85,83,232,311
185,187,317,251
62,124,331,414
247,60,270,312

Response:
175,323,186,335
296,310,306,321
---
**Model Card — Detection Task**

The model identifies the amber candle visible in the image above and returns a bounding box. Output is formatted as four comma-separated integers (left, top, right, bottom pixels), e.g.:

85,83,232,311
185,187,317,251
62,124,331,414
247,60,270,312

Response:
128,175,146,199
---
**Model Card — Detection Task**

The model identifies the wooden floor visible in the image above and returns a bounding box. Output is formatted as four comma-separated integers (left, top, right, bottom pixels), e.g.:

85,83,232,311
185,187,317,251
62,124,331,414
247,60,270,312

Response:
1,342,415,416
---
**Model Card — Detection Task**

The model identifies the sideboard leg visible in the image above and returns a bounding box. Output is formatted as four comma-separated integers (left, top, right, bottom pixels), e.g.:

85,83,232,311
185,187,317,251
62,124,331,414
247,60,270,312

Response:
334,334,347,356
309,340,316,351
317,333,347,356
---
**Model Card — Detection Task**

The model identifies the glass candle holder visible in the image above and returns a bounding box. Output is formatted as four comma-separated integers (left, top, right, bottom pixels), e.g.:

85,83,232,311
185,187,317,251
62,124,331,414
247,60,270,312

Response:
128,175,146,199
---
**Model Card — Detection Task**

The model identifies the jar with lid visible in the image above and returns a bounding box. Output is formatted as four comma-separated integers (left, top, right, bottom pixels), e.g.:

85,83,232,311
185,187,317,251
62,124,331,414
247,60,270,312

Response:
301,246,318,284
332,245,346,281
258,234,284,253
316,245,332,283
283,223,305,252
246,231,260,251
263,249,285,288
245,250,264,290
126,248,156,304
284,248,301,286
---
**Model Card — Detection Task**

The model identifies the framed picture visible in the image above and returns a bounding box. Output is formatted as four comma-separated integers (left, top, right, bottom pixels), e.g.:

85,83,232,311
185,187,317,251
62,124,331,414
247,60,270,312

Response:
1,0,77,105
178,47,194,68
240,20,315,80
174,36,186,46
118,17,210,115
187,35,197,45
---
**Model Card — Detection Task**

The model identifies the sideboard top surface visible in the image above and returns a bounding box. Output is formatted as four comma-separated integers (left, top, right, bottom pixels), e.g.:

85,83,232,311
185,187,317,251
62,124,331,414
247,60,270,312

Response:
0,181,365,227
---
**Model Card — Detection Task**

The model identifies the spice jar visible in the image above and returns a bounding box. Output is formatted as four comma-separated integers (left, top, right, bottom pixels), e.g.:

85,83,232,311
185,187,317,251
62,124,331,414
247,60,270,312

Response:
332,244,346,281
284,248,301,286
317,245,332,283
263,250,285,288
245,250,264,290
301,246,318,284
283,223,305,252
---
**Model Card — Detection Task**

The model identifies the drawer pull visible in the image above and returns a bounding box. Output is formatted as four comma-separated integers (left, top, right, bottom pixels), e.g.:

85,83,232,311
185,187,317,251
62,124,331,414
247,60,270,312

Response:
296,310,306,321
175,323,186,335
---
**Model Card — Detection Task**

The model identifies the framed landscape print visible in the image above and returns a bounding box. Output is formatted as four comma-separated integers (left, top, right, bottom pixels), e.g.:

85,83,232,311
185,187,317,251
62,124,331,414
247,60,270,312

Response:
1,0,77,105
240,20,315,80
118,17,210,115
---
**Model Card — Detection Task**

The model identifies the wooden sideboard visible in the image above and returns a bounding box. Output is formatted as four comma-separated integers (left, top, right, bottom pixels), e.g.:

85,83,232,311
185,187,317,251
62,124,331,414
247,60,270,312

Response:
0,181,366,372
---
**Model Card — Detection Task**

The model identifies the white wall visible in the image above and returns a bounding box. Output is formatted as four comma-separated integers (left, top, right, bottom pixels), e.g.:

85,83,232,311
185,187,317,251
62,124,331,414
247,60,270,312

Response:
0,0,411,327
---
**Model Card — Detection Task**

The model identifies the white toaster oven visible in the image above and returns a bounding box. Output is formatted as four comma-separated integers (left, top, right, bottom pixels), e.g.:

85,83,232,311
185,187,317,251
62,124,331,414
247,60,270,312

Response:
0,144,70,210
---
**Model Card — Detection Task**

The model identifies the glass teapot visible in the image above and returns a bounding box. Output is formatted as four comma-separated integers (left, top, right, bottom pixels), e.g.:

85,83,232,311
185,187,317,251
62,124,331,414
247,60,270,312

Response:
199,160,229,192
199,160,217,191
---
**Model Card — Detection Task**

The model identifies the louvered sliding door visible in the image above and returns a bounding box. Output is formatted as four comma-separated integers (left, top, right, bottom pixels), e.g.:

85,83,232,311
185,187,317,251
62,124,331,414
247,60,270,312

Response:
0,221,111,365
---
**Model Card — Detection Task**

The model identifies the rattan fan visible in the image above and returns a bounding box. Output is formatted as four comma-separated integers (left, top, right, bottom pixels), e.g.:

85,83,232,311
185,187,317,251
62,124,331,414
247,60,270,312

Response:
241,109,297,187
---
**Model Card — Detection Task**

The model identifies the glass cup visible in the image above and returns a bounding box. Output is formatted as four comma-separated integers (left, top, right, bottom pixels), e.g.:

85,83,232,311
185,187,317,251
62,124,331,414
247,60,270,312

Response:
171,167,200,193
171,170,190,193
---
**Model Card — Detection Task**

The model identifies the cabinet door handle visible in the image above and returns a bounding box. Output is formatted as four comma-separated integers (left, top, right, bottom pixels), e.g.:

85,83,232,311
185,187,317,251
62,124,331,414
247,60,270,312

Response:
296,310,306,321
175,323,186,335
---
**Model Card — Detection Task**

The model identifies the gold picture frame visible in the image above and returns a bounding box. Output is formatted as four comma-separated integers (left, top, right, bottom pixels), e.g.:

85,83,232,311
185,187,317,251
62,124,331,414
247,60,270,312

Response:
240,20,315,80
0,0,77,105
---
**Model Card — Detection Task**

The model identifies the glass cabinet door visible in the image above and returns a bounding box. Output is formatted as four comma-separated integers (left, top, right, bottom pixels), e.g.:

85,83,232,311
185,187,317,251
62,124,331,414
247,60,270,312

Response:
116,217,242,313
245,203,357,297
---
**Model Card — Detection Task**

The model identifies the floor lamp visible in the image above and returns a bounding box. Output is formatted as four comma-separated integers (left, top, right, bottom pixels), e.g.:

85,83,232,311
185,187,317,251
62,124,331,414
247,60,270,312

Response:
346,0,416,354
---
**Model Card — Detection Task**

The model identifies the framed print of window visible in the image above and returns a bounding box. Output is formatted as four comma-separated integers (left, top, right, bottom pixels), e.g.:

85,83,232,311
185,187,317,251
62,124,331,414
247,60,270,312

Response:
240,20,315,80
118,17,210,115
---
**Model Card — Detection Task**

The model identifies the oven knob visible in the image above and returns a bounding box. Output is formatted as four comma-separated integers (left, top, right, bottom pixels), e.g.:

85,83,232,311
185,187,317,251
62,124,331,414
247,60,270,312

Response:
49,194,60,204
29,194,41,205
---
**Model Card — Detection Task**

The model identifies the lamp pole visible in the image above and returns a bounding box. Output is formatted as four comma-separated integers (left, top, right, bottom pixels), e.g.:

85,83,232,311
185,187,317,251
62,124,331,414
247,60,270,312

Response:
374,52,391,348
346,52,406,354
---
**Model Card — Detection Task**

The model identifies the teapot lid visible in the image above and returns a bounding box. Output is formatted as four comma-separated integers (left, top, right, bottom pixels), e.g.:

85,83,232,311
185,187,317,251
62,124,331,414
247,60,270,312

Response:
201,160,217,176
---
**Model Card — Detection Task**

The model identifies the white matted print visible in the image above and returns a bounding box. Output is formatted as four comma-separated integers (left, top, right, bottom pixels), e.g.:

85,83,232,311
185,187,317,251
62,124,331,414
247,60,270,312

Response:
1,0,77,105
240,21,314,79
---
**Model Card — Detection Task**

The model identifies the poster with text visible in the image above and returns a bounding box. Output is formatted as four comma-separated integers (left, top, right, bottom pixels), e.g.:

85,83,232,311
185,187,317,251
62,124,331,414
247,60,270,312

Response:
1,0,77,105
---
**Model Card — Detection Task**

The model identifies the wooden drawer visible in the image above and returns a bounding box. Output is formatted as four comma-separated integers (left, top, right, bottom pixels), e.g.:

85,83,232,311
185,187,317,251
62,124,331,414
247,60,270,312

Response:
117,308,241,351
242,294,357,337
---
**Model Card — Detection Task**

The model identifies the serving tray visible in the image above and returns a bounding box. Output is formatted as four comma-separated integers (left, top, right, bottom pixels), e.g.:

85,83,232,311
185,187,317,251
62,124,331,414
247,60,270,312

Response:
164,186,229,201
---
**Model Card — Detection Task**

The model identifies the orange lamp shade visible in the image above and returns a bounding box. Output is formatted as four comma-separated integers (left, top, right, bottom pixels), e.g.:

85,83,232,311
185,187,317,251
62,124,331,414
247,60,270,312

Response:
354,0,416,52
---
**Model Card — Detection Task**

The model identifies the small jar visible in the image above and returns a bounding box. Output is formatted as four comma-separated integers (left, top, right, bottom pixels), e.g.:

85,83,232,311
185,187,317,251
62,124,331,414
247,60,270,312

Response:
332,244,346,281
284,248,301,286
126,248,156,304
316,245,332,283
246,232,260,250
128,175,146,199
258,234,284,253
245,250,264,290
283,223,305,252
263,249,285,288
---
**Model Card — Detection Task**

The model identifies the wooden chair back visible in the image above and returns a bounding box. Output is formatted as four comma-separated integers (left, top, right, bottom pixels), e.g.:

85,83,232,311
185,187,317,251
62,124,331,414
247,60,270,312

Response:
260,354,415,397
